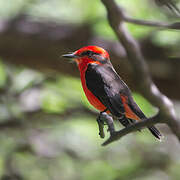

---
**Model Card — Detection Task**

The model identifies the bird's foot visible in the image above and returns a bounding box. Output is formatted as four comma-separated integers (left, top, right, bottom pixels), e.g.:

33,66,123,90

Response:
97,112,115,138
97,112,105,138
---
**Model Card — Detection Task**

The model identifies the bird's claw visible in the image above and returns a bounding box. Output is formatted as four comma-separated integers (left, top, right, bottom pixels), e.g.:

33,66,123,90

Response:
97,115,105,138
97,112,116,138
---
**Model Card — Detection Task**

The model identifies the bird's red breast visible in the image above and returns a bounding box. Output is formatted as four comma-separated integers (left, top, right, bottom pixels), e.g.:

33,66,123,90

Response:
74,46,110,112
78,58,107,112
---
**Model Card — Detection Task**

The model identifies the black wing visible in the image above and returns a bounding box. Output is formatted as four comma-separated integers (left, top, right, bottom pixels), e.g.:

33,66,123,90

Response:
85,63,127,117
85,63,162,139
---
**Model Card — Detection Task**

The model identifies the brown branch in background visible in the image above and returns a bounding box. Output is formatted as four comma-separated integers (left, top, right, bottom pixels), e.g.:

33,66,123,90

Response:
154,0,180,15
101,0,180,145
124,16,180,29
0,15,180,99
117,6,180,29
0,120,22,130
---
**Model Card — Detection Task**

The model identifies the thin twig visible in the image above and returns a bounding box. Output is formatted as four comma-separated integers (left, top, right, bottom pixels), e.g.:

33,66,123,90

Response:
154,0,180,16
124,16,180,29
112,2,180,29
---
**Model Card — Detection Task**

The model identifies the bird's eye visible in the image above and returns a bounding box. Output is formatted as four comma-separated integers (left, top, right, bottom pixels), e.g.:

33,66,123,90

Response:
81,50,93,57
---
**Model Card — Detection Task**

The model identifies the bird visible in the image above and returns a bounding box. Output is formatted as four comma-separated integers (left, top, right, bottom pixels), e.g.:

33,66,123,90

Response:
62,45,162,140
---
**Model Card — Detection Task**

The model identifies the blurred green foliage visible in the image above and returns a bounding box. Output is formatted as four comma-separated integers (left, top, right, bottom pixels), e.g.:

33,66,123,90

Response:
0,0,180,41
0,60,7,88
0,59,179,180
0,0,179,180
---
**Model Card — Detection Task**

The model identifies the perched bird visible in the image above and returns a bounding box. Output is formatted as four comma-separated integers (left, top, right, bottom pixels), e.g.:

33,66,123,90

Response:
62,46,162,140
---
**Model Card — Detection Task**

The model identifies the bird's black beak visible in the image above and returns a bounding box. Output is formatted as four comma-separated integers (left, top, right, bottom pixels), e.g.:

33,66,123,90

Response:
62,53,78,59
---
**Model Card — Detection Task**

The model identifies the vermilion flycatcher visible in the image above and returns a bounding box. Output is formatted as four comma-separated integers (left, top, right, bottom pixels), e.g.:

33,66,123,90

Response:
62,46,162,140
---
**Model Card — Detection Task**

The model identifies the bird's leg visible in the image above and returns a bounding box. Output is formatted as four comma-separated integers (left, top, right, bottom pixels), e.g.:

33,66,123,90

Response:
97,115,105,138
98,112,115,136
118,115,132,127
97,109,108,138
97,112,105,138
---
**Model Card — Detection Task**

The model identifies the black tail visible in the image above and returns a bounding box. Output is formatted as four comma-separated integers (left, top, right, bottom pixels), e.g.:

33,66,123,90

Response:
148,126,162,140
118,116,163,140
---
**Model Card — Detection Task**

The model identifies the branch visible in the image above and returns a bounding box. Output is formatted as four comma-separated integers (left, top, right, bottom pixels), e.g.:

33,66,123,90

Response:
101,0,180,145
102,3,180,29
124,16,180,29
102,114,161,146
154,0,180,16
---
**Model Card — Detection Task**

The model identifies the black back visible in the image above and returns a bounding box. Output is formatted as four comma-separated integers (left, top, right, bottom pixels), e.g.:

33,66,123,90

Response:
85,62,129,117
85,62,162,140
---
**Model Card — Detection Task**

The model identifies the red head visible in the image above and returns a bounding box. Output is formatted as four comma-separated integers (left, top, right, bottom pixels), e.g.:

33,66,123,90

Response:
62,46,110,70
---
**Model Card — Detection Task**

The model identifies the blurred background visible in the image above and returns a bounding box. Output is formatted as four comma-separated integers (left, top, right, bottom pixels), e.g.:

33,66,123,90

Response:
0,0,180,179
